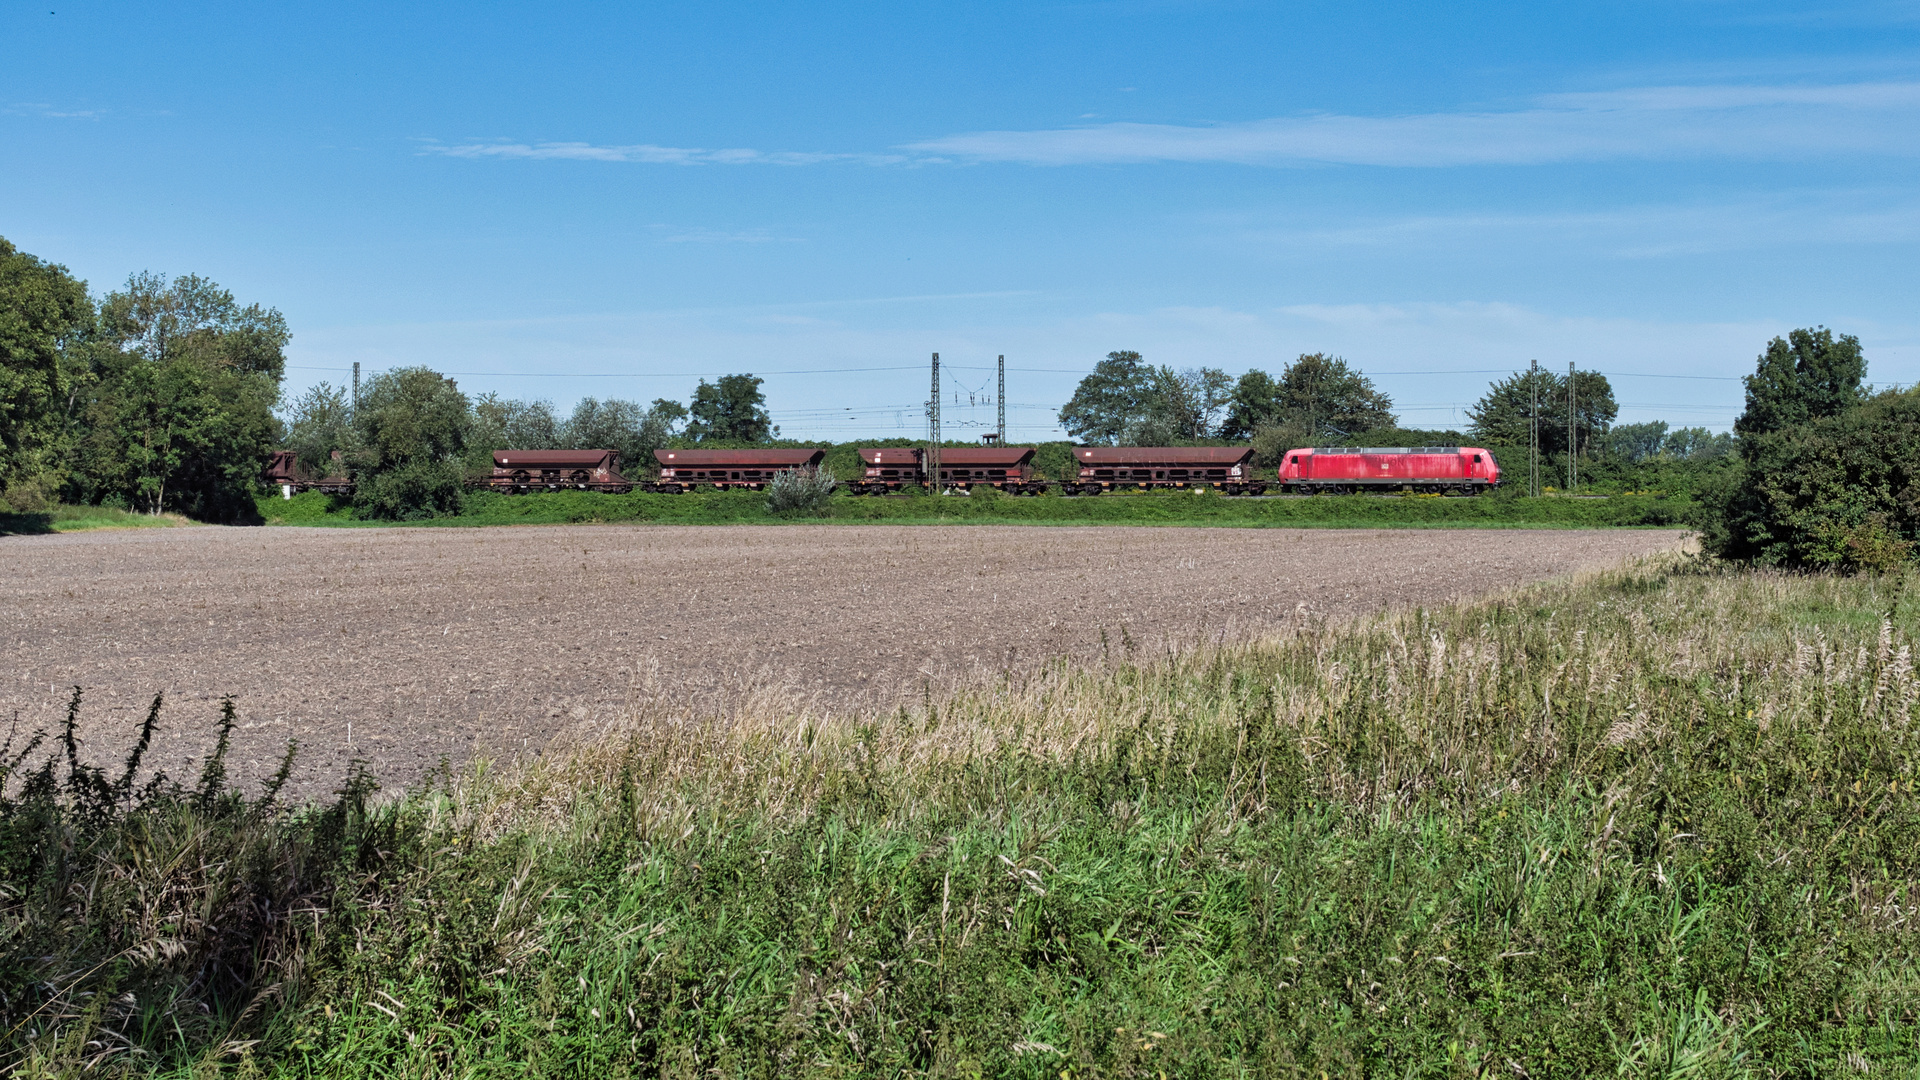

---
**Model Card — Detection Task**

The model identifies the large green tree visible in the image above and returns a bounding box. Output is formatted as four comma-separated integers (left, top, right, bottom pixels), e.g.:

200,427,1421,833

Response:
281,382,354,477
1219,369,1281,441
684,374,773,442
564,397,685,471
1733,327,1865,441
0,238,93,506
1223,355,1395,446
1059,353,1231,445
1273,354,1394,441
1059,351,1155,445
1467,368,1616,456
1707,388,1919,568
350,366,470,519
68,272,288,520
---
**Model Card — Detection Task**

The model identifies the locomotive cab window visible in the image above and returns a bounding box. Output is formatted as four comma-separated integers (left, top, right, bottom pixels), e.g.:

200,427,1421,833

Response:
1472,455,1482,463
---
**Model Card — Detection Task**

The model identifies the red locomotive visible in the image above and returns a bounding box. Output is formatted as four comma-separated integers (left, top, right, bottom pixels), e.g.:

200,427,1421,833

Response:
480,449,633,494
645,448,827,493
847,446,1049,495
1275,446,1499,495
1064,446,1264,495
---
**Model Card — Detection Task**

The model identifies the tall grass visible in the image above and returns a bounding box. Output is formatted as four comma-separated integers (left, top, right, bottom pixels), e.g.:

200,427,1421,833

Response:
0,504,192,536
6,559,1920,1076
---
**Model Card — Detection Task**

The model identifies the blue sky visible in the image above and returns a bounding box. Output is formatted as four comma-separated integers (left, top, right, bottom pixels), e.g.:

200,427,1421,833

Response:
5,1,1918,440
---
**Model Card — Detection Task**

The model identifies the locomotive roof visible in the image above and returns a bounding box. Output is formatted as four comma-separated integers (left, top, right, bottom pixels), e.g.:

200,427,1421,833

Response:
654,448,826,467
858,447,1034,466
1074,446,1254,465
493,449,619,467
1295,446,1470,454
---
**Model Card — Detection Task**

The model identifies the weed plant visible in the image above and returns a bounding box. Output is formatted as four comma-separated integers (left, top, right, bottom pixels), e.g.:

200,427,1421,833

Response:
764,465,838,516
7,560,1920,1076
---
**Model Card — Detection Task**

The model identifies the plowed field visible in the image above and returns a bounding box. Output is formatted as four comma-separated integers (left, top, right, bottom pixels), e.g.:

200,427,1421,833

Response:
4,524,1684,795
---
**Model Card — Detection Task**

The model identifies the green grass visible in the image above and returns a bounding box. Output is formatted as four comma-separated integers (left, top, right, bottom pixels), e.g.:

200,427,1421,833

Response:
0,503,191,536
262,486,1696,530
8,558,1920,1076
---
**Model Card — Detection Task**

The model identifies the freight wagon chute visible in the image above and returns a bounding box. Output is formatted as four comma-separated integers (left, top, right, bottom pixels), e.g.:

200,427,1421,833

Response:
1066,446,1264,495
647,448,827,493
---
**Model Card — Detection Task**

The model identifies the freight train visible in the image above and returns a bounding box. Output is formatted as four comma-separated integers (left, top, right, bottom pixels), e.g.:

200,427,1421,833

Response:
265,445,1500,497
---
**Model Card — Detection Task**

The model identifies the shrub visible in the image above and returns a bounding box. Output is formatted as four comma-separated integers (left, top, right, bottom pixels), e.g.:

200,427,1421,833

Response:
765,464,836,515
1706,388,1920,570
352,458,465,520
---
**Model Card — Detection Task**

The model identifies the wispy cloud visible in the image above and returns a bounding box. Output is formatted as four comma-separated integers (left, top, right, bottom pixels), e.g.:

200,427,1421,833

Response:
419,139,906,166
1257,189,1920,257
5,102,107,119
910,80,1920,166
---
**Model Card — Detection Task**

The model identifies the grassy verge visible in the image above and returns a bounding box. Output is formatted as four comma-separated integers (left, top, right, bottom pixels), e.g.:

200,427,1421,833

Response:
262,486,1696,530
0,504,191,536
7,559,1919,1076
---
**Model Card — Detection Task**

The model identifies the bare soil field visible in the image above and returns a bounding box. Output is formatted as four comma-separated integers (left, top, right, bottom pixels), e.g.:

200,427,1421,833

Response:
3,524,1684,796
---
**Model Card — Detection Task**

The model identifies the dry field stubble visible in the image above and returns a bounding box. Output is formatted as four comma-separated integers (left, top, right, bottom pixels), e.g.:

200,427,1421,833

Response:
2,523,1684,796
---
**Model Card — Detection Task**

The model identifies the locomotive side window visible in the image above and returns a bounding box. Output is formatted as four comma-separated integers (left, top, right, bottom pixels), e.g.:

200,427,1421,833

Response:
1472,455,1482,463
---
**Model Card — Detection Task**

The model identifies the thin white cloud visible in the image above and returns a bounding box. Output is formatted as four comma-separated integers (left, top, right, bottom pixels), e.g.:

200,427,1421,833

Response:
1255,190,1920,257
5,102,107,119
910,80,1920,166
420,139,906,167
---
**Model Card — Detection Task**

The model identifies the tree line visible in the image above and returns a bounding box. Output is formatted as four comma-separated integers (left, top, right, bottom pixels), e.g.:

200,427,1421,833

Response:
6,232,1909,565
0,234,789,522
1,238,289,522
1056,348,1733,476
276,370,775,519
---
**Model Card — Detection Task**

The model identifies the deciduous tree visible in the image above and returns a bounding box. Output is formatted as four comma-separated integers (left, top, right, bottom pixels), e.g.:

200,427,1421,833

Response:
1734,327,1865,441
685,374,773,442
1059,351,1155,445
0,238,92,506
1468,368,1616,456
350,366,470,519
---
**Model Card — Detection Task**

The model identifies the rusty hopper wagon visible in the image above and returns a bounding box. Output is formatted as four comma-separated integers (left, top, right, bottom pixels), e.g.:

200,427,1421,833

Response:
1065,446,1264,495
481,449,633,493
1275,446,1500,495
262,450,351,496
646,448,827,492
847,446,1049,495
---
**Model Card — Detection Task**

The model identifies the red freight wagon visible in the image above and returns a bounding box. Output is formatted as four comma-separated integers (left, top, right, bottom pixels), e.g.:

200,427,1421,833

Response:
481,449,634,493
647,448,826,492
1067,446,1264,495
1275,446,1499,496
848,446,1048,495
262,449,352,495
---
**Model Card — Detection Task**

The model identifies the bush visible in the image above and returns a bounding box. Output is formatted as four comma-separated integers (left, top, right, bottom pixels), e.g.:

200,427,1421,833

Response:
765,464,836,515
352,458,466,520
1706,388,1920,570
